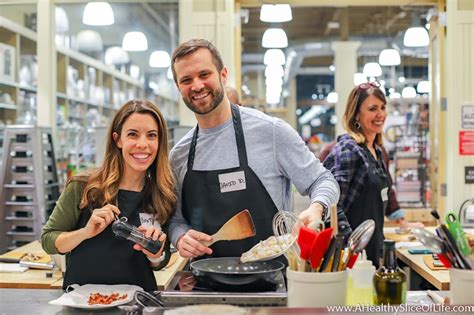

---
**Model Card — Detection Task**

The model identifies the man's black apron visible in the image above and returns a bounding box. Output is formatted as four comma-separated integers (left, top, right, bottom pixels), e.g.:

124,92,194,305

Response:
182,104,279,257
345,145,389,268
63,189,157,291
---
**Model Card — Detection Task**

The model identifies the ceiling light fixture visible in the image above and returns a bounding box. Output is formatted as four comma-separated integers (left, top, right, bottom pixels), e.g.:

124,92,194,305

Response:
378,49,401,66
402,86,417,98
55,7,69,33
417,80,431,93
264,65,284,78
260,4,292,23
149,50,171,68
262,28,288,48
82,2,114,26
353,72,367,85
403,26,429,47
363,62,382,77
122,31,148,51
104,46,130,65
167,67,173,80
327,91,338,104
263,49,286,65
76,30,103,52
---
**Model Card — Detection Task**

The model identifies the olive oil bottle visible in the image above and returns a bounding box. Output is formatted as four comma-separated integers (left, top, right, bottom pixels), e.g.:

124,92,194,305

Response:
373,240,407,305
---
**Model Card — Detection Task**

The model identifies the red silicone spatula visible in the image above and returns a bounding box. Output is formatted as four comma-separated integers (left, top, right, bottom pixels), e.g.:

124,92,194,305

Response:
297,226,318,261
309,227,333,270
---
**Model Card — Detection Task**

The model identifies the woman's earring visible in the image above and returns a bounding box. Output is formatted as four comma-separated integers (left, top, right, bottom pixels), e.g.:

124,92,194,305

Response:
355,121,361,129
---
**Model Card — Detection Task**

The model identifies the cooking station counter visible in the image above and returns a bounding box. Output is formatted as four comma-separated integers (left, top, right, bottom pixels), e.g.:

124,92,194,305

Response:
0,288,455,315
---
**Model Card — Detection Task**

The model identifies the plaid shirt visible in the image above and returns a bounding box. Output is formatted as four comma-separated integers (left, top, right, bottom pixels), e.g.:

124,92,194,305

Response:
323,134,399,231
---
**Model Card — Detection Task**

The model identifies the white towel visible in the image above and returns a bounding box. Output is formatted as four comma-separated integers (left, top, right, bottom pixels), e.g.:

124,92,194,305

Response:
0,263,28,273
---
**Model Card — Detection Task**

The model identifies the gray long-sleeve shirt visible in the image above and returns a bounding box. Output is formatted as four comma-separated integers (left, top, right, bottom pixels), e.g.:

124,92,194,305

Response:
168,106,340,246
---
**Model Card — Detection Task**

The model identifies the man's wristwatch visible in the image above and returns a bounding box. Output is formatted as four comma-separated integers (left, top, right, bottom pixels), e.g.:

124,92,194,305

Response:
315,201,328,220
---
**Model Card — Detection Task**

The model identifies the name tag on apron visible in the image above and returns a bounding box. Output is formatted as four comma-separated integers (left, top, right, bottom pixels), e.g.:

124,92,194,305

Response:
381,187,389,202
218,171,246,193
139,213,161,229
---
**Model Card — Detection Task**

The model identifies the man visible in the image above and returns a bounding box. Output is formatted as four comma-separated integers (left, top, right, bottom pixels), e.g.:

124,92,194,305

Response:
225,86,241,106
168,39,340,259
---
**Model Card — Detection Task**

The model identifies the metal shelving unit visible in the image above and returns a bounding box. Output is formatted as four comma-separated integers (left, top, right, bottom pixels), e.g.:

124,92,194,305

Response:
0,125,60,253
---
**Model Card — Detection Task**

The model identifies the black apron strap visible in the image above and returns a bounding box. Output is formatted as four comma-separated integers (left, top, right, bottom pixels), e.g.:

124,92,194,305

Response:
187,104,249,170
187,126,199,170
231,104,249,168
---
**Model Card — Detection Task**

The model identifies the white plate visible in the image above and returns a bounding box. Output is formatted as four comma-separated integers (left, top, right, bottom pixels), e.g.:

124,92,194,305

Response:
49,284,141,309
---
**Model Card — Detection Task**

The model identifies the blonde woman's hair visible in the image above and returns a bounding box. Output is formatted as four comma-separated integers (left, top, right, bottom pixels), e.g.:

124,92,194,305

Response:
71,99,176,223
342,85,386,146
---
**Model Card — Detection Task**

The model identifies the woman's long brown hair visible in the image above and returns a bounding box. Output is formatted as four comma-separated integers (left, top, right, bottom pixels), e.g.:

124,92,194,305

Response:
74,99,176,223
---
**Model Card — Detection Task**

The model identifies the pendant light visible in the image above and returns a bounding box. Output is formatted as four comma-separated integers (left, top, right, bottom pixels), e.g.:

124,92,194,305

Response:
363,62,382,77
104,46,129,65
76,30,103,52
122,32,148,51
263,49,286,65
378,49,401,66
417,80,430,93
149,51,171,68
55,7,69,33
327,92,338,104
260,4,292,23
353,72,367,86
403,12,429,47
402,86,417,98
262,28,288,48
167,67,174,80
403,27,429,47
82,2,114,26
264,65,284,78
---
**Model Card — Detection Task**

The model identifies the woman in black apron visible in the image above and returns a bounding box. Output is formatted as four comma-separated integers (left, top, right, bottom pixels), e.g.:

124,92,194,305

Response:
324,83,404,268
41,100,176,291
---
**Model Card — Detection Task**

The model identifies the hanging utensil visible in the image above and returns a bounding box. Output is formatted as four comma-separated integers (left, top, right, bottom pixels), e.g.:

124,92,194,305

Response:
411,228,445,254
341,219,376,270
201,210,256,247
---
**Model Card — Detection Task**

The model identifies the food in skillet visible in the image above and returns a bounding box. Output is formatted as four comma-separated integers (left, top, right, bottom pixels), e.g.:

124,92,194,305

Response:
87,292,128,305
240,234,295,262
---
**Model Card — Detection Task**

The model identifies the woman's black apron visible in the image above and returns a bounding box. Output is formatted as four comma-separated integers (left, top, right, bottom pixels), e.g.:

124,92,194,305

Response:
63,189,157,291
181,104,279,258
346,145,389,268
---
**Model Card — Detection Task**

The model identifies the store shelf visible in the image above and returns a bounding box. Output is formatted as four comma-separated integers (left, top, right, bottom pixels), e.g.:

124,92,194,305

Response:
0,103,16,110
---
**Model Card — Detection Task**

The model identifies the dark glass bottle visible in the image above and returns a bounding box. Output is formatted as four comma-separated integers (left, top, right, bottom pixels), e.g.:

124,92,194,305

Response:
373,240,407,305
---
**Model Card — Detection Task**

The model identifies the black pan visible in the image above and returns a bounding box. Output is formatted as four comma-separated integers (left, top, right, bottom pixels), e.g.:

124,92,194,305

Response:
190,257,285,291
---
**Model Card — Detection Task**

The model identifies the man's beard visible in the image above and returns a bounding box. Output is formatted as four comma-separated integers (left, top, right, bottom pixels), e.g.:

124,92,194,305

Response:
183,84,225,115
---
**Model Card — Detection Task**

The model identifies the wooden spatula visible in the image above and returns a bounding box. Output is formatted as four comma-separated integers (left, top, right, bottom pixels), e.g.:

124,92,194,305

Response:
202,210,256,247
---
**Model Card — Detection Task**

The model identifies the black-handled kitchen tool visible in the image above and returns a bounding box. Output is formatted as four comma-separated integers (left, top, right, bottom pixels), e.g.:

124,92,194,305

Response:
112,218,162,254
432,210,472,270
319,236,336,272
331,235,345,272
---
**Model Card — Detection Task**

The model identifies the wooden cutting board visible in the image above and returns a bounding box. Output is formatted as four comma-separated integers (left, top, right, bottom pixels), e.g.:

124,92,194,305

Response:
0,241,52,264
423,255,448,270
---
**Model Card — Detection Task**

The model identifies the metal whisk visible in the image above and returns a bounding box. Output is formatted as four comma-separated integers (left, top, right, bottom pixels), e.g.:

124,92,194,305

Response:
272,211,302,271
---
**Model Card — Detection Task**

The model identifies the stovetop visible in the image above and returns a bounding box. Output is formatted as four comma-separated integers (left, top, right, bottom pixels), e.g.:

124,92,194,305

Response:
156,271,287,307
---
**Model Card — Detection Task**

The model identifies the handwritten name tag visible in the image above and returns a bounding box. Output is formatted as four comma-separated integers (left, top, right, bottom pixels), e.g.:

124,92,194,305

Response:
218,171,246,193
381,187,389,202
